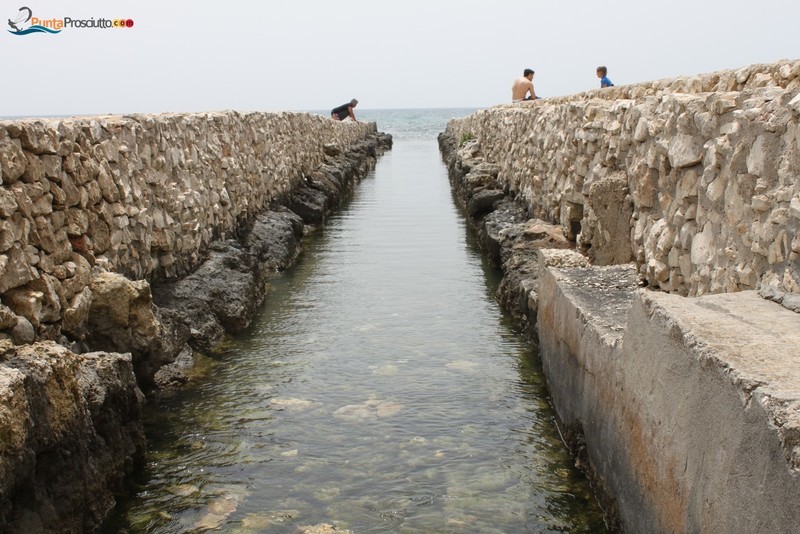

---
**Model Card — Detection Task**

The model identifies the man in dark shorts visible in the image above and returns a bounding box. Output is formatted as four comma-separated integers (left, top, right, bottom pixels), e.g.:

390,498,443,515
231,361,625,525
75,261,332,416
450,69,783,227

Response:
331,99,358,121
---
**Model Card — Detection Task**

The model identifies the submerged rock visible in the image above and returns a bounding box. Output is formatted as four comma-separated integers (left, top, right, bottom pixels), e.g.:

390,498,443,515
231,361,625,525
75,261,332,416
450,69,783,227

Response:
333,399,403,421
299,523,352,534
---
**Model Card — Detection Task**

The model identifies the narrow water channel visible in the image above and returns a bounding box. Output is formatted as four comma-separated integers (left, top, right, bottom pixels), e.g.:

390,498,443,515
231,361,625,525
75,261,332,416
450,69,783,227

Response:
109,110,607,533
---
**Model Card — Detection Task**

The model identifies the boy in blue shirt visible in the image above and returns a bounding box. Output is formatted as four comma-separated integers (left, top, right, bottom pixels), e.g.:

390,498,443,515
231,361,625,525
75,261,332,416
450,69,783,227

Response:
596,66,614,88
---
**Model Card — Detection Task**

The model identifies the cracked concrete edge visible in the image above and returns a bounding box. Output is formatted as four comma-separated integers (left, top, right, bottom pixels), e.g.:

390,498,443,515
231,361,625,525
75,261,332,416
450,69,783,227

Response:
537,264,800,532
637,289,800,473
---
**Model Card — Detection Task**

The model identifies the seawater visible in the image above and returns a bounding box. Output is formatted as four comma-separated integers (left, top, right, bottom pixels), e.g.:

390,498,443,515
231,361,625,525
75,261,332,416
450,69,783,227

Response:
107,109,608,533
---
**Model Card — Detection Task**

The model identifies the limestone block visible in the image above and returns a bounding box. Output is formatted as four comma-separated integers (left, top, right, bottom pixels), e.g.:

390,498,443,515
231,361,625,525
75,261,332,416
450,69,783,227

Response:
28,273,63,324
9,212,32,243
632,165,657,209
22,152,45,183
789,93,800,115
0,220,14,252
690,222,715,266
88,271,156,336
790,196,800,220
693,112,717,138
61,253,91,301
49,183,66,207
752,72,775,87
0,303,16,329
676,169,699,203
0,139,27,183
40,155,62,179
768,230,789,265
668,134,704,169
0,188,18,217
66,208,89,236
96,167,119,203
656,226,675,257
11,183,32,219
62,287,92,338
0,244,37,293
737,265,758,288
584,173,634,265
4,288,44,327
746,134,770,177
30,192,53,217
30,216,56,255
88,212,111,253
751,195,771,212
711,94,738,115
8,122,59,154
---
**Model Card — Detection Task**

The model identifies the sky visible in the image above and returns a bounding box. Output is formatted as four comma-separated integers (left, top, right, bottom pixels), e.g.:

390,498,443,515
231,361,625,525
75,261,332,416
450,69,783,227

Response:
1,0,799,116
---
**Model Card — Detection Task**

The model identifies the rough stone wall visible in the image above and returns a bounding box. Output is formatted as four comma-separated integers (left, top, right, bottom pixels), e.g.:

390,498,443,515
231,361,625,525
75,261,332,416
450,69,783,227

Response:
0,112,376,343
444,59,800,302
546,59,800,103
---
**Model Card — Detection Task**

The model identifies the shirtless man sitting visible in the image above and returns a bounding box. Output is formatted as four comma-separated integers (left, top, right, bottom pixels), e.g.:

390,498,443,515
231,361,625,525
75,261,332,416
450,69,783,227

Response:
512,69,539,102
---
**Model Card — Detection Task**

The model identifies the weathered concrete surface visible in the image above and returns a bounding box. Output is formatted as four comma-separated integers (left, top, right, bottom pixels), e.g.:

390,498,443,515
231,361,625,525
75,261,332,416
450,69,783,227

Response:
0,340,144,533
537,267,800,533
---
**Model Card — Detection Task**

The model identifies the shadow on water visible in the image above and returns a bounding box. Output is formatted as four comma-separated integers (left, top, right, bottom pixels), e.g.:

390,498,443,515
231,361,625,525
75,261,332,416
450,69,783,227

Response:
456,194,611,532
104,112,608,533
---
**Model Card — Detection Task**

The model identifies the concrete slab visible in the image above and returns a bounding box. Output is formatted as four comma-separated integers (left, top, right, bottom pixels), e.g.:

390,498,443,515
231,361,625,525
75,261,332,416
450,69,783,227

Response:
625,290,800,534
537,266,800,533
644,290,800,405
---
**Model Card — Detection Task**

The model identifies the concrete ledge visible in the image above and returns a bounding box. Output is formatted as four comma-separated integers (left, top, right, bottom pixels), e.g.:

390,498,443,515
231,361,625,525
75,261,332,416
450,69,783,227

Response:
537,265,800,532
622,290,800,533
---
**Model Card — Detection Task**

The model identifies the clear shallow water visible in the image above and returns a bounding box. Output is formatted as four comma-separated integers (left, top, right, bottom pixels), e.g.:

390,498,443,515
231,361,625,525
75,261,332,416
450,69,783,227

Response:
107,110,607,533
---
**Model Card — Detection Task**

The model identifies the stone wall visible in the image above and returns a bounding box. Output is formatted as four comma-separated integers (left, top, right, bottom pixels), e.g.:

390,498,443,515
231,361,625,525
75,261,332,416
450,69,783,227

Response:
0,112,378,344
0,111,389,531
440,60,800,531
444,59,800,304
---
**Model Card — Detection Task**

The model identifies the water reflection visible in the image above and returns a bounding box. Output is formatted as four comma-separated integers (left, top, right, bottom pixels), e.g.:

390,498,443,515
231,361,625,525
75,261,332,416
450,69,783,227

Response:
107,140,607,533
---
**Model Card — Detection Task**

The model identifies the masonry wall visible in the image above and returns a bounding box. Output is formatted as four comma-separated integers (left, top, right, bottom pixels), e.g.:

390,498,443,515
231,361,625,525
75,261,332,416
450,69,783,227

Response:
0,112,376,342
444,59,800,302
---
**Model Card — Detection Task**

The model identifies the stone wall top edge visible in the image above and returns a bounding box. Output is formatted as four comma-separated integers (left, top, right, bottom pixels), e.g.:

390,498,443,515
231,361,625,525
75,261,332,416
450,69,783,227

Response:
0,110,376,129
443,58,800,124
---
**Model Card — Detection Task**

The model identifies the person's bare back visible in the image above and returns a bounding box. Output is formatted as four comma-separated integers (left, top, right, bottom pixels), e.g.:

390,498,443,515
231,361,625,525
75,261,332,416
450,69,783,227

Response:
511,69,537,102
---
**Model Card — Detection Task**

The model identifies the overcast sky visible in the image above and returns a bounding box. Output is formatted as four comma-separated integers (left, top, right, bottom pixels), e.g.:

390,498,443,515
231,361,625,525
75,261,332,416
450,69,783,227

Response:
2,0,798,116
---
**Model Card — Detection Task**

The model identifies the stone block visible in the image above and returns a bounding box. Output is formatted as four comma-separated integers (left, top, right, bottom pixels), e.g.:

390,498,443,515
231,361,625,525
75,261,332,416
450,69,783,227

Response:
0,139,27,183
0,244,37,293
0,304,16,330
690,222,714,266
668,134,705,169
62,287,92,338
0,188,18,217
4,288,44,327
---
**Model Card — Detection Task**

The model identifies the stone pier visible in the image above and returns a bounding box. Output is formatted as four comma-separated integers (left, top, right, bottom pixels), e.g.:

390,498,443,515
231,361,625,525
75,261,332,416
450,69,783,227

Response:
440,58,800,532
0,111,391,531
